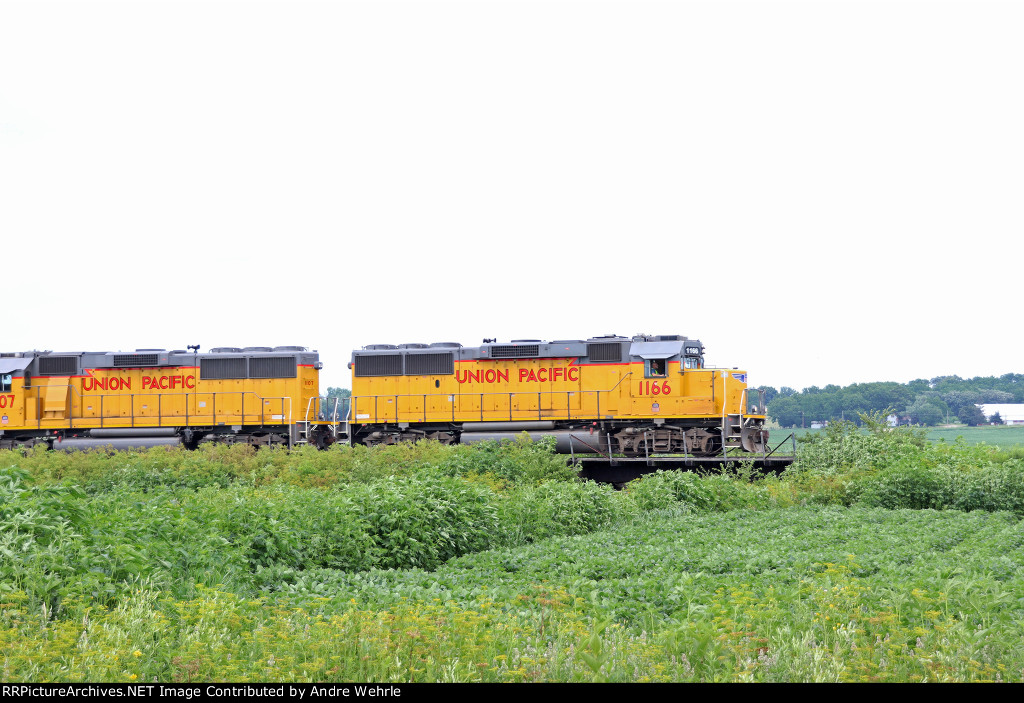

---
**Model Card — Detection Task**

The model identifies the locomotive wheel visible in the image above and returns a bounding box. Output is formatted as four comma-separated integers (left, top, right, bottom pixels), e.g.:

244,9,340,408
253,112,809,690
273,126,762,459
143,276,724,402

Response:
688,429,723,457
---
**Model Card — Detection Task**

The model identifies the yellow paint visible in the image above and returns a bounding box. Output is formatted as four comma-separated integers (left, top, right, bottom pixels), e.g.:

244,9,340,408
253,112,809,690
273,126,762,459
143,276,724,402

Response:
3,364,320,432
350,358,759,425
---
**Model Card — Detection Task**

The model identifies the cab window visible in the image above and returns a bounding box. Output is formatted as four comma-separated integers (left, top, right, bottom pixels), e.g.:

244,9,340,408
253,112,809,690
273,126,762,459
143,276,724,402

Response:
683,357,702,369
646,359,667,378
1,374,11,392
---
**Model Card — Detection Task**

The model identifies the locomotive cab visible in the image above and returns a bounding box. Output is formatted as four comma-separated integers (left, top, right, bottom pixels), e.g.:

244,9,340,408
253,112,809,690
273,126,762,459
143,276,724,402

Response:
0,356,30,439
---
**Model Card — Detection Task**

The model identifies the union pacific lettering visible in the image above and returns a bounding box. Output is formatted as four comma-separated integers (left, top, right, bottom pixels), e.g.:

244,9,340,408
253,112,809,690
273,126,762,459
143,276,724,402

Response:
82,376,132,392
82,375,196,392
142,374,195,390
456,367,579,384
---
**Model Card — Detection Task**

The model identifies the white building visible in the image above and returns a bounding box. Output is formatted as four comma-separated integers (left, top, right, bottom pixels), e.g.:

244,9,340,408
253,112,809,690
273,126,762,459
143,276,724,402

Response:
977,404,1024,425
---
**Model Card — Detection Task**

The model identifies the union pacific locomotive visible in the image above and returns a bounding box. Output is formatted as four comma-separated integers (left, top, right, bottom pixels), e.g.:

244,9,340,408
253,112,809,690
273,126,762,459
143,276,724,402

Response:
0,335,768,456
0,347,320,450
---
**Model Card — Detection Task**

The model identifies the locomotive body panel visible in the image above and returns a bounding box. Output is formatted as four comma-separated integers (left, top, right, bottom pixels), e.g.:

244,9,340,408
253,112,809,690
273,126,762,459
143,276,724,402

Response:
2,333,767,457
0,348,320,448
350,353,740,423
347,335,767,455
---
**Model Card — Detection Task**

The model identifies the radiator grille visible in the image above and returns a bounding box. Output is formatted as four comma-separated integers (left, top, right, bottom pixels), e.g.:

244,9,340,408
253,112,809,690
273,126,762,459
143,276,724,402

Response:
112,354,159,367
201,357,248,380
38,356,78,376
587,343,622,362
404,352,453,375
249,357,297,379
490,345,539,359
353,354,403,377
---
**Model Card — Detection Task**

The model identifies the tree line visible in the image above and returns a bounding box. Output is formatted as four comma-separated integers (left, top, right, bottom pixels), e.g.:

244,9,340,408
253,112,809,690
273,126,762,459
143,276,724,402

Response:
758,373,1024,427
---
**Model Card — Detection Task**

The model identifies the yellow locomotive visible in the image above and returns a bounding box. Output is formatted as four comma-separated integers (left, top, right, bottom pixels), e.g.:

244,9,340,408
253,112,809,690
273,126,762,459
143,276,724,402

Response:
0,335,768,458
0,347,320,450
320,334,768,457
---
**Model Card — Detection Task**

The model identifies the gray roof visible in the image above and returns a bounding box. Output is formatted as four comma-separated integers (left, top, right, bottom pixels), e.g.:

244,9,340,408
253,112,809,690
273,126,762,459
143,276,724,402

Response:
629,341,683,359
0,358,32,374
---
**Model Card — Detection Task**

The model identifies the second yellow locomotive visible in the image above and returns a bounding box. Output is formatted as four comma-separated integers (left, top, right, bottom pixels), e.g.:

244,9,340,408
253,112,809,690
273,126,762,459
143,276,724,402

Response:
0,347,320,450
330,334,768,456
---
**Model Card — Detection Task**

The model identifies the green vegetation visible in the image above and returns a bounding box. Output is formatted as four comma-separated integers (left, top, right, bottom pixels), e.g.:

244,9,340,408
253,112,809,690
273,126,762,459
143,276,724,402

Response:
2,425,1024,682
761,372,1024,428
774,424,1024,449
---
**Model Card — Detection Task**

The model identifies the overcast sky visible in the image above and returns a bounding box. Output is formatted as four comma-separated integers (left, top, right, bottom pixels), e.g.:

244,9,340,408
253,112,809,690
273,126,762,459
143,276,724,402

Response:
2,0,1021,393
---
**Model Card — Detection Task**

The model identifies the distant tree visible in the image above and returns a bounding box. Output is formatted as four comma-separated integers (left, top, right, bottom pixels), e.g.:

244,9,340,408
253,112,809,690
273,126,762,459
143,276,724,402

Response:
930,375,964,393
989,412,1004,425
763,376,1023,428
979,389,1015,404
908,379,932,394
767,396,802,428
942,390,981,417
841,392,869,420
905,393,948,426
957,404,986,427
860,382,914,413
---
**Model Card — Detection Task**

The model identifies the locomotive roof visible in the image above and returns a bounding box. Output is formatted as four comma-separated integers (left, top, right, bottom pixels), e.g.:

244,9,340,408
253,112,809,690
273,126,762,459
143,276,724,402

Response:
353,335,704,363
0,347,320,376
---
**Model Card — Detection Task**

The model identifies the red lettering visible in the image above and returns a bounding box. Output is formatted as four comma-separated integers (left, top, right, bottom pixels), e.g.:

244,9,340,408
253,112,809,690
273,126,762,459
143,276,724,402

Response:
160,376,169,389
185,375,195,389
538,369,547,382
458,368,519,384
553,368,563,382
142,377,151,389
170,376,179,389
526,369,538,382
122,378,131,391
568,368,579,382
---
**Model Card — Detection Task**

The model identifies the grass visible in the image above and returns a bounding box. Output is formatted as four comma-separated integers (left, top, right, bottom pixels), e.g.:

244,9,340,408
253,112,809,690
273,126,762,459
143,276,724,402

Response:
2,428,1024,682
925,424,1024,447
774,424,1024,448
3,506,1021,682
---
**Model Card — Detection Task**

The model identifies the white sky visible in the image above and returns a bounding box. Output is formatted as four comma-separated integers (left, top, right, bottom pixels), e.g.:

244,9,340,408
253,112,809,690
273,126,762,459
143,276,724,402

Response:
1,0,1021,393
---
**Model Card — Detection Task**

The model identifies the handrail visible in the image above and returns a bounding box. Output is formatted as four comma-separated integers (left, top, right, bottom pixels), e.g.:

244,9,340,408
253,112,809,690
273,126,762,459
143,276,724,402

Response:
37,388,292,429
764,432,796,459
346,386,630,425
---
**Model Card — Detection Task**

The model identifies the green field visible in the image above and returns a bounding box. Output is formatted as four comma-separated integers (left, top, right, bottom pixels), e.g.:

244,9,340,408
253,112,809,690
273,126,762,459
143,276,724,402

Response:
925,424,1024,447
771,424,1024,448
2,429,1023,682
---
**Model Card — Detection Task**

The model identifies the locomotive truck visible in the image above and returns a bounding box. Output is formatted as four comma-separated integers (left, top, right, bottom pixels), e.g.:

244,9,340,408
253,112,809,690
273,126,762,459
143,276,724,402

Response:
0,334,768,457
